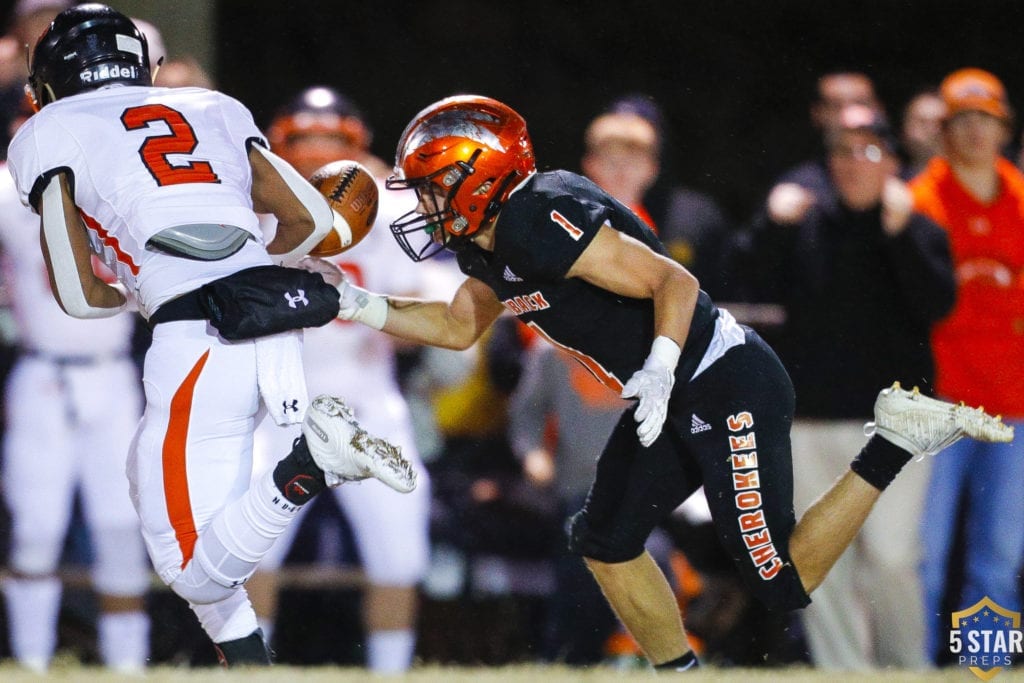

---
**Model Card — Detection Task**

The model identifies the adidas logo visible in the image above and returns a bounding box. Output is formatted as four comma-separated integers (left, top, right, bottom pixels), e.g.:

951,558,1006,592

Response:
503,265,523,282
690,414,712,434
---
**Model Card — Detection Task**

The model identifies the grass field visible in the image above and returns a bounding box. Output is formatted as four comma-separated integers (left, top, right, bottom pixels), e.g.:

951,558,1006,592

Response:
2,663,1023,682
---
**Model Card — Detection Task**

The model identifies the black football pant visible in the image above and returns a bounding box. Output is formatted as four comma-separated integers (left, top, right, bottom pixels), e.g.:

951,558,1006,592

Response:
569,328,811,612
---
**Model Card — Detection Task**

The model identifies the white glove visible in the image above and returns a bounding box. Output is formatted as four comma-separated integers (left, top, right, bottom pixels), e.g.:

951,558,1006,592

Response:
621,336,680,447
296,256,388,330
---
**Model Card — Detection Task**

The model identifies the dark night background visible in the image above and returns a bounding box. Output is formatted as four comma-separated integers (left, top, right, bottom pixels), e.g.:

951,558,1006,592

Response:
212,0,1024,221
0,1,1018,666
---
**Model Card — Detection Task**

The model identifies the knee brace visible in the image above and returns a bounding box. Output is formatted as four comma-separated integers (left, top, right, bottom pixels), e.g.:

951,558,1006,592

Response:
183,471,298,601
169,558,239,606
192,513,263,592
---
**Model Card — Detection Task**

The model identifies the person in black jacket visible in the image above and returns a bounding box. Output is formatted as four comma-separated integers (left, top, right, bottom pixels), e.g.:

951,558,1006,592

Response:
763,72,884,226
747,103,956,670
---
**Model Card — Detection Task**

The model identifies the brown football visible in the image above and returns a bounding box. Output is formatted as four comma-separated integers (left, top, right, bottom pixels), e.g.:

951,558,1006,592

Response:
307,160,379,257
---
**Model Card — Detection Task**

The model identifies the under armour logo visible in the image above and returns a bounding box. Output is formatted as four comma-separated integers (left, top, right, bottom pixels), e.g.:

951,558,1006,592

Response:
282,399,300,413
284,289,309,308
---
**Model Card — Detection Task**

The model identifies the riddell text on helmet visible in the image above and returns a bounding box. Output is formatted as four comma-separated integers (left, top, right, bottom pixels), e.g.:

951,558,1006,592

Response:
81,64,139,83
727,410,784,581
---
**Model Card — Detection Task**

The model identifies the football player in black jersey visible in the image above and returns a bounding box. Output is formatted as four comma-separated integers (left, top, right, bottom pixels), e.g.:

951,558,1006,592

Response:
300,95,1012,671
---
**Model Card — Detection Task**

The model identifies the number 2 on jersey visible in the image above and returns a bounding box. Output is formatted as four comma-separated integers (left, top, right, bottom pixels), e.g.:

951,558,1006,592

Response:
121,104,220,187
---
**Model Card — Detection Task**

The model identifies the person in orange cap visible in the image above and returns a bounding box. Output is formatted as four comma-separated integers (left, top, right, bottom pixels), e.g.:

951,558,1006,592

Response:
910,67,1024,665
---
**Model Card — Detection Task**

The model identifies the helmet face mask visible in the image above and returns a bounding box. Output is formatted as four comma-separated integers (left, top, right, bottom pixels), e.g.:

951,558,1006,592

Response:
386,95,535,261
387,155,489,261
388,175,459,261
27,3,151,110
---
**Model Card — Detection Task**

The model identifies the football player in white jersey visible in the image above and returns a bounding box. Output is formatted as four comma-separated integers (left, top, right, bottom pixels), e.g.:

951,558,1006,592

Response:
5,4,415,666
247,87,430,674
0,154,150,672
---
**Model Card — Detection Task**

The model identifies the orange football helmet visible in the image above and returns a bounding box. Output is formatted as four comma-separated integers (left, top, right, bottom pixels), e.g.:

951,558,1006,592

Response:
386,95,535,261
266,86,371,178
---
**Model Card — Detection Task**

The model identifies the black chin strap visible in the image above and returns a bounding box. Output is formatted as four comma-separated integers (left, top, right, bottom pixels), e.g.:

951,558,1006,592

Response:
484,171,521,223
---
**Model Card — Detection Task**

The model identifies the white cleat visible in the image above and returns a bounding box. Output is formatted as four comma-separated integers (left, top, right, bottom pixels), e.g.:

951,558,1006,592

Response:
301,395,417,493
865,381,1015,458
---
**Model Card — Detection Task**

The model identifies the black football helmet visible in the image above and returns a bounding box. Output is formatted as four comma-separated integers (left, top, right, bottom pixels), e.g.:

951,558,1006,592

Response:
27,3,151,109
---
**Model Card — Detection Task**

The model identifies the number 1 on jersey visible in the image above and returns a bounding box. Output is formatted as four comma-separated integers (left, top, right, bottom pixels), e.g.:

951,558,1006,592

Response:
121,104,221,187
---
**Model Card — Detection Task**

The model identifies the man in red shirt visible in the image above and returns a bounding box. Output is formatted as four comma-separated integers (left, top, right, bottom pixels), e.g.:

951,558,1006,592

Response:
910,67,1024,664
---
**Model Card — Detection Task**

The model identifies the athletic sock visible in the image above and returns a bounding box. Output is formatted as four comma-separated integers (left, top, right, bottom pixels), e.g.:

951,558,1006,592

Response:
367,629,416,674
850,434,913,491
654,650,699,671
98,610,150,672
272,435,327,505
3,576,61,671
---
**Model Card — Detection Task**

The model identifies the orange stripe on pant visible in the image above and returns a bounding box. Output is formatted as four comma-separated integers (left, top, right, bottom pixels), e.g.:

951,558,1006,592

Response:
163,349,210,569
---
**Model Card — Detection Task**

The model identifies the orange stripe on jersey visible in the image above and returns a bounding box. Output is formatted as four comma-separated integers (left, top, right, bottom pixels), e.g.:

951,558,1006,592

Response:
163,349,210,568
527,321,623,392
550,209,583,240
78,209,141,275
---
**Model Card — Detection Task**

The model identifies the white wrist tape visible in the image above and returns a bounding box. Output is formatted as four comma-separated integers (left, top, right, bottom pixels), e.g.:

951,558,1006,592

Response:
251,143,332,266
342,282,388,330
41,176,125,319
647,335,681,371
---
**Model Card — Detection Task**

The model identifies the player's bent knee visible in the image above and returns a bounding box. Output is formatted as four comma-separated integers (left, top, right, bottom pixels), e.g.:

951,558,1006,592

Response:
741,563,811,612
8,533,64,576
170,571,238,605
567,511,645,564
170,558,241,605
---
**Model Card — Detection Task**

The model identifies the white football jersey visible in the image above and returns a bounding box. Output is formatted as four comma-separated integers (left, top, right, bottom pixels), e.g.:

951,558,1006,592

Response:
7,85,273,317
0,164,132,356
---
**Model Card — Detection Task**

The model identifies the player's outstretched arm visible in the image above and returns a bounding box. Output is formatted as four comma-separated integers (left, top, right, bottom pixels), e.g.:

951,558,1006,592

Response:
38,172,127,318
298,257,503,350
383,276,506,350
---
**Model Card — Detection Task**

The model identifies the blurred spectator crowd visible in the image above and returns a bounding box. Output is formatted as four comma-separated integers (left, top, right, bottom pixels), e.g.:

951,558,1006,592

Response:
0,0,1023,674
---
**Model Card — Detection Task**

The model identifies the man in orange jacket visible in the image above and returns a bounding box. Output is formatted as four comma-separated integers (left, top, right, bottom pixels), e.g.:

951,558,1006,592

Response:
910,67,1024,664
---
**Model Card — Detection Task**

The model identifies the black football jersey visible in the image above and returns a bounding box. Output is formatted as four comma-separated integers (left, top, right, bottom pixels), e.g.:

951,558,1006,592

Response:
457,170,719,391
